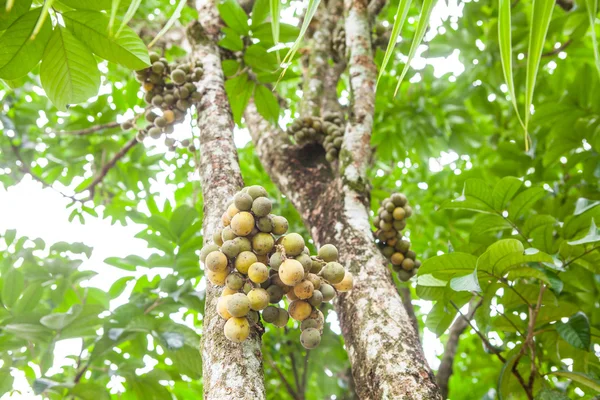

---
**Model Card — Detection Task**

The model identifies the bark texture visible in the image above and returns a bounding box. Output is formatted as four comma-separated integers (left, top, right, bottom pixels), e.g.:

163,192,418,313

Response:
245,102,441,399
191,2,266,398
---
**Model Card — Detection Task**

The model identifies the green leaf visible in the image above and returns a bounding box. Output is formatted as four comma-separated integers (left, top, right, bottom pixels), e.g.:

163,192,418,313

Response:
492,177,522,210
4,323,52,342
506,267,550,284
534,388,570,400
507,187,546,220
116,0,142,36
14,282,44,312
525,0,554,148
556,312,590,350
251,0,269,26
0,8,52,80
69,383,110,400
494,249,554,275
254,84,279,123
441,179,495,213
498,0,525,133
498,353,519,400
244,44,278,72
219,27,244,51
450,268,481,292
218,0,250,35
1,267,24,308
476,239,524,273
40,304,82,330
104,256,137,271
471,214,512,237
0,0,31,30
0,368,13,396
170,205,198,239
108,276,134,298
148,0,187,48
269,0,280,47
393,0,436,95
3,229,16,246
418,252,477,279
568,219,600,245
40,26,100,110
59,0,131,10
251,23,299,46
425,301,455,337
279,0,321,81
377,0,412,85
548,371,600,392
573,198,600,216
225,72,255,124
585,0,600,79
63,10,150,70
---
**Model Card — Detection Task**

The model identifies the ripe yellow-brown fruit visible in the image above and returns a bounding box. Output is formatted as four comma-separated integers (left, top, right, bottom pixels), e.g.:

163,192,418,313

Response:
294,280,314,300
247,288,269,310
279,259,305,286
205,251,228,272
224,317,250,343
401,258,415,271
163,110,175,123
391,252,405,266
251,233,274,255
143,82,154,91
222,286,238,296
392,207,406,220
222,212,231,227
305,273,321,290
271,215,289,235
230,212,255,236
235,251,258,274
332,272,353,292
286,290,298,301
217,295,232,319
227,203,239,218
227,293,251,317
248,262,269,284
281,233,305,256
288,300,312,321
206,269,228,286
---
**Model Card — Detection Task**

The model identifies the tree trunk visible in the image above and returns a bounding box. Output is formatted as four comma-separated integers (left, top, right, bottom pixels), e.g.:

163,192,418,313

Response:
191,2,266,398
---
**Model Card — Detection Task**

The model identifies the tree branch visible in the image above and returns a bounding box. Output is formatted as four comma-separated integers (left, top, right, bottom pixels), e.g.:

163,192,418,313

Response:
59,121,120,136
270,361,301,400
300,350,311,397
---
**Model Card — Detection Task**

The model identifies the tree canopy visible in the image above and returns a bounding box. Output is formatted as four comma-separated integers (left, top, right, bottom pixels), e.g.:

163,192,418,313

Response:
0,0,599,399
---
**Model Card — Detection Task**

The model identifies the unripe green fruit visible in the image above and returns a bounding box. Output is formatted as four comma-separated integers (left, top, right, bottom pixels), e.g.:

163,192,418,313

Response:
391,193,407,206
121,121,133,130
151,61,165,74
232,237,252,252
382,246,395,258
145,111,157,122
224,317,249,343
282,233,305,257
262,306,279,323
288,300,312,321
396,269,412,282
300,328,321,349
243,282,254,294
179,87,190,99
321,262,345,284
148,127,162,139
206,251,228,272
252,233,274,255
381,211,393,222
149,52,160,63
318,244,338,262
308,290,323,308
247,185,268,200
151,95,163,107
176,99,190,111
405,205,413,217
164,95,175,105
200,244,220,263
271,216,289,235
226,272,245,291
230,212,255,236
293,280,314,300
227,293,251,317
300,318,319,331
221,226,236,242
235,251,258,274
269,252,284,271
256,216,273,233
135,132,146,142
320,283,336,302
234,192,253,211
251,197,272,217
310,258,324,273
279,259,305,286
401,258,415,271
154,117,167,128
247,288,269,311
380,220,393,231
171,69,186,84
221,240,240,259
295,253,312,273
396,240,411,253
266,284,284,303
305,273,321,290
248,262,269,284
247,310,259,324
274,308,290,327
406,250,416,260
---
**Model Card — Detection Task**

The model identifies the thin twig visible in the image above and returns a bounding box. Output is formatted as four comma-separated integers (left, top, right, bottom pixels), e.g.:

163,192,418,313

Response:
300,350,311,397
59,121,121,136
289,352,301,394
270,361,301,400
542,39,573,57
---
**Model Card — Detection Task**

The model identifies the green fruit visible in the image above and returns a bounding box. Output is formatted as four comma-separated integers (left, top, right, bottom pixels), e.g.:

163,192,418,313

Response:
269,252,284,271
282,233,305,257
308,290,323,308
262,306,279,323
121,121,133,130
310,258,324,273
171,69,186,84
247,310,259,324
300,319,319,331
151,95,163,106
234,192,253,211
151,61,165,74
300,328,321,349
148,127,162,139
318,244,338,262
145,111,157,122
221,240,240,259
271,216,288,235
154,117,167,128
226,272,245,290
135,132,146,142
321,262,345,284
320,283,336,302
200,244,220,263
266,285,284,303
247,185,268,200
176,99,190,111
274,308,290,327
295,253,312,273
251,197,272,217
256,216,273,233
396,269,412,282
227,293,251,317
221,226,236,242
395,240,410,253
232,236,252,252
391,193,407,206
149,52,160,63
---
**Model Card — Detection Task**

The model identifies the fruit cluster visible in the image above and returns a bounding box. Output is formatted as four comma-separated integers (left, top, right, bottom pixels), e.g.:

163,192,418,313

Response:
200,185,353,349
373,193,421,281
287,112,346,162
126,52,203,151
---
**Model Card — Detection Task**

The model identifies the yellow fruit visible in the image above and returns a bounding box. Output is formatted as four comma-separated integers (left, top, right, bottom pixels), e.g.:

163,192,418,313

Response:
235,251,258,274
306,273,321,290
391,252,405,265
393,207,406,220
227,293,251,317
332,272,353,292
279,259,305,286
143,82,154,91
163,110,175,123
286,290,298,301
247,288,269,310
288,300,312,321
222,212,231,227
230,212,255,236
217,295,232,319
227,203,240,218
222,286,238,296
252,233,275,255
206,269,228,286
248,262,269,284
224,317,250,343
281,233,305,256
294,280,314,300
205,251,228,272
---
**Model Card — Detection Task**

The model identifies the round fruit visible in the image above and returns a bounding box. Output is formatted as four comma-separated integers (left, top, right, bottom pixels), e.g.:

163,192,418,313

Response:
262,306,279,323
251,197,272,217
271,216,289,235
321,262,345,284
247,185,268,200
391,252,405,265
230,212,255,236
401,258,415,271
286,290,298,301
200,244,219,263
300,328,321,349
247,288,269,311
248,262,269,284
221,227,236,242
252,233,274,255
300,319,319,331
294,280,314,300
206,251,228,272
227,203,239,218
222,286,238,296
310,258,324,273
333,272,353,292
171,69,186,84
266,285,284,303
269,252,284,271
233,237,252,252
318,244,338,262
274,308,290,327
282,233,305,257
217,295,232,319
234,192,253,211
279,259,305,286
288,300,312,321
221,240,240,259
206,269,228,286
320,283,336,302
224,317,250,343
393,207,406,220
235,251,258,274
256,216,273,233
226,293,251,317
295,254,313,273
226,272,245,290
